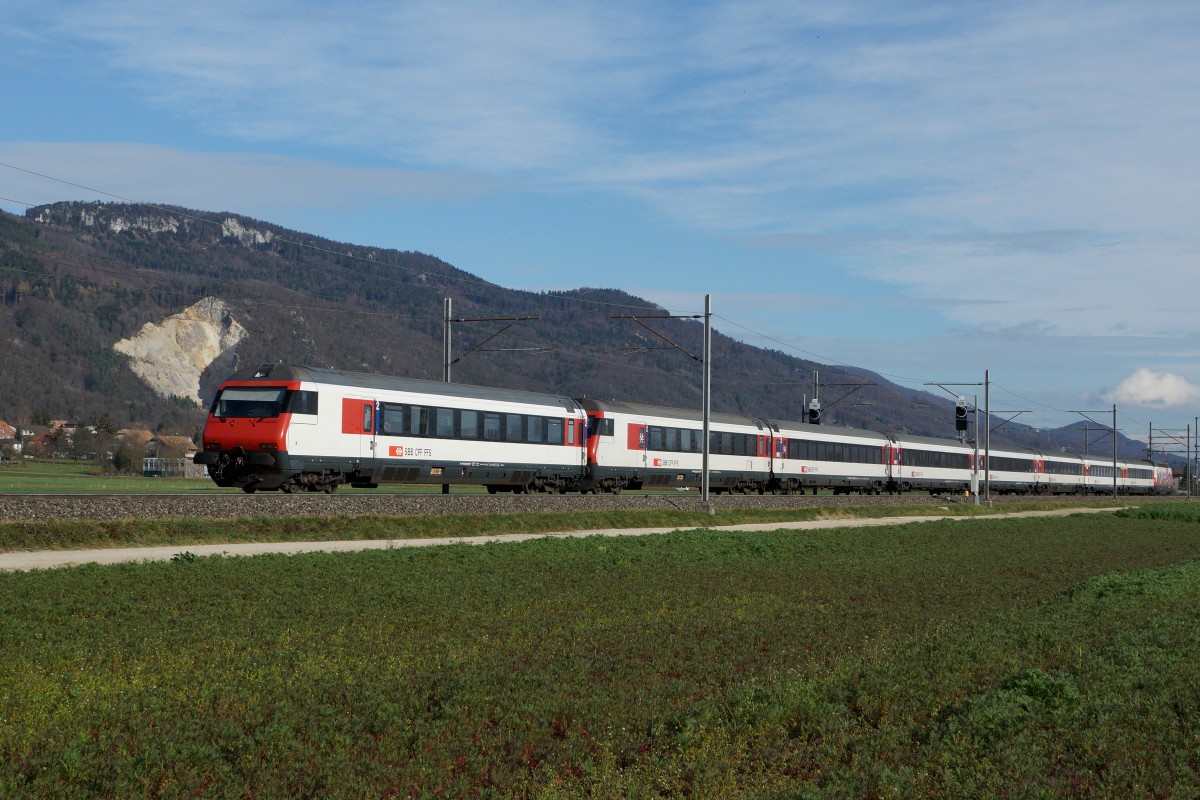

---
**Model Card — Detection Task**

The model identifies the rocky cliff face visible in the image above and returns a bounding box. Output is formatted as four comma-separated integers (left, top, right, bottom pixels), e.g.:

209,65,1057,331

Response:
113,298,247,404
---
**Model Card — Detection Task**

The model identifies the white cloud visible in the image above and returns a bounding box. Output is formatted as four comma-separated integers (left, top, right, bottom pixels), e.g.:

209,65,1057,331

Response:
8,0,1200,341
1106,369,1200,409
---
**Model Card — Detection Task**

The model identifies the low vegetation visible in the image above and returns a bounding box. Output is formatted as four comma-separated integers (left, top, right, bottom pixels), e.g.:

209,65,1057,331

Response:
0,500,1125,553
3,506,1200,797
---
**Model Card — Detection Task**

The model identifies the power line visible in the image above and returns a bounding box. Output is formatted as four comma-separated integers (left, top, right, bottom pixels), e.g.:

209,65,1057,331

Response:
712,313,927,386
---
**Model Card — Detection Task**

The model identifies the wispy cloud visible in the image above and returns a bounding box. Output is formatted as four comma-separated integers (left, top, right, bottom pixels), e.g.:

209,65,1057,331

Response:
0,143,504,211
8,0,1200,341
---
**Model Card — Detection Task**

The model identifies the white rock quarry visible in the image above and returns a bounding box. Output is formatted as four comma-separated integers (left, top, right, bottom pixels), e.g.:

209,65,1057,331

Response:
113,298,248,404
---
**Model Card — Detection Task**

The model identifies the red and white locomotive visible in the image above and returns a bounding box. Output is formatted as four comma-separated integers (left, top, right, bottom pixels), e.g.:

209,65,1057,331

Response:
196,364,1174,495
195,364,587,494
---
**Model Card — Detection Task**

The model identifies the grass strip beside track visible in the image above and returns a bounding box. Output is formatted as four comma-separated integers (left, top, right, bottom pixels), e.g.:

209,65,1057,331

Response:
3,508,1200,797
0,500,1133,552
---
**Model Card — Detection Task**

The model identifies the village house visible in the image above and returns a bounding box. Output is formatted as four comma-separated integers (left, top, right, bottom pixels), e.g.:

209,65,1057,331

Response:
147,435,199,459
0,420,16,460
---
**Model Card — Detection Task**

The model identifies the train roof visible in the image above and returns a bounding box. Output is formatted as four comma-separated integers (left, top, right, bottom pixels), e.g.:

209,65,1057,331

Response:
767,418,890,442
220,364,580,412
577,398,768,429
893,433,988,451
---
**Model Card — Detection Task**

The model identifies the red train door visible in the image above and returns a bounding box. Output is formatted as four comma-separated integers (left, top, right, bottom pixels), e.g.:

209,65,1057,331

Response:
627,422,648,471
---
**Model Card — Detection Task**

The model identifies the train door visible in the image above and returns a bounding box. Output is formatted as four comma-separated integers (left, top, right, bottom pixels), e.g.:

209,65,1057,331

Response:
883,436,900,485
342,398,376,463
627,421,649,472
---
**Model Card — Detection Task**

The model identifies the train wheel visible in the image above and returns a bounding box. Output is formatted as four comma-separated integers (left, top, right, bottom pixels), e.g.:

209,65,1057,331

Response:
282,482,299,494
322,483,337,494
487,485,498,494
242,486,257,494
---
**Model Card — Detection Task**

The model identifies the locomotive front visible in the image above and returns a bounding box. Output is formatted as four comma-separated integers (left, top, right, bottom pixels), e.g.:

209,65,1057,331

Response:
193,377,300,492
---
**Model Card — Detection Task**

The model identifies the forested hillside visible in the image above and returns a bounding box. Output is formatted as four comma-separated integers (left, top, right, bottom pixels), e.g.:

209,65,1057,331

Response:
0,201,1154,460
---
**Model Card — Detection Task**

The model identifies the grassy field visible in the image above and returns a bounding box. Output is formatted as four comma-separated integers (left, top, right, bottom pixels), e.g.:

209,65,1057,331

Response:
0,500,1131,553
0,458,497,494
0,458,222,493
3,505,1200,797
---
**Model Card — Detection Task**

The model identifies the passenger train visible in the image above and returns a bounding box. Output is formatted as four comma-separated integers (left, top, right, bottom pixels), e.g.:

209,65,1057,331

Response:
194,364,1175,496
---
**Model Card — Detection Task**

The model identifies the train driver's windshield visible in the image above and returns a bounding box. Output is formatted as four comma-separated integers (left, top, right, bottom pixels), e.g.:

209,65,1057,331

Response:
212,387,287,419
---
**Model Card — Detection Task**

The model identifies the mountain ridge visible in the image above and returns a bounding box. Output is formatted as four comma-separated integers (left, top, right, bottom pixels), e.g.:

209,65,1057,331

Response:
0,201,1159,461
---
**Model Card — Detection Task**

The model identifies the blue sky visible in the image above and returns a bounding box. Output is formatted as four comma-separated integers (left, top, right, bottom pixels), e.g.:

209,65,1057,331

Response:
2,0,1199,443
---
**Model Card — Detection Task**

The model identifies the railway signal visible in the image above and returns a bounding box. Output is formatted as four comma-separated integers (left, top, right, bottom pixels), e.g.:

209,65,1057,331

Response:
955,396,969,440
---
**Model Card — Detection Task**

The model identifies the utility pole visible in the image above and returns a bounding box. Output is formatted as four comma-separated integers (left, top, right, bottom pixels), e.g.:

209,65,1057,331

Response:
443,298,540,381
1074,406,1119,498
441,297,539,494
924,370,989,503
984,369,990,503
442,297,452,493
443,298,453,383
972,393,980,505
612,298,712,503
702,294,712,504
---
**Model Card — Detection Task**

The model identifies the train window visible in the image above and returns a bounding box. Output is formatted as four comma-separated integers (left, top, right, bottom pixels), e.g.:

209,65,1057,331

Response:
460,409,478,439
213,387,287,419
410,406,430,437
483,413,501,441
566,419,575,445
284,390,319,415
527,416,544,443
547,418,563,445
506,414,524,442
380,404,406,436
679,429,692,453
649,427,663,451
664,428,679,452
435,408,454,438
588,418,615,437
362,404,374,434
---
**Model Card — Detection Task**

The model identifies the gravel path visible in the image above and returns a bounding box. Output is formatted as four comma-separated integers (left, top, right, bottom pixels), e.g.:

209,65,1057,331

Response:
0,506,1124,572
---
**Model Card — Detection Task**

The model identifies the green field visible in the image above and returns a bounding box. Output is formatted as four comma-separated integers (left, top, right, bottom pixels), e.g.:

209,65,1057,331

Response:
3,506,1200,798
0,458,494,494
0,501,1131,554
